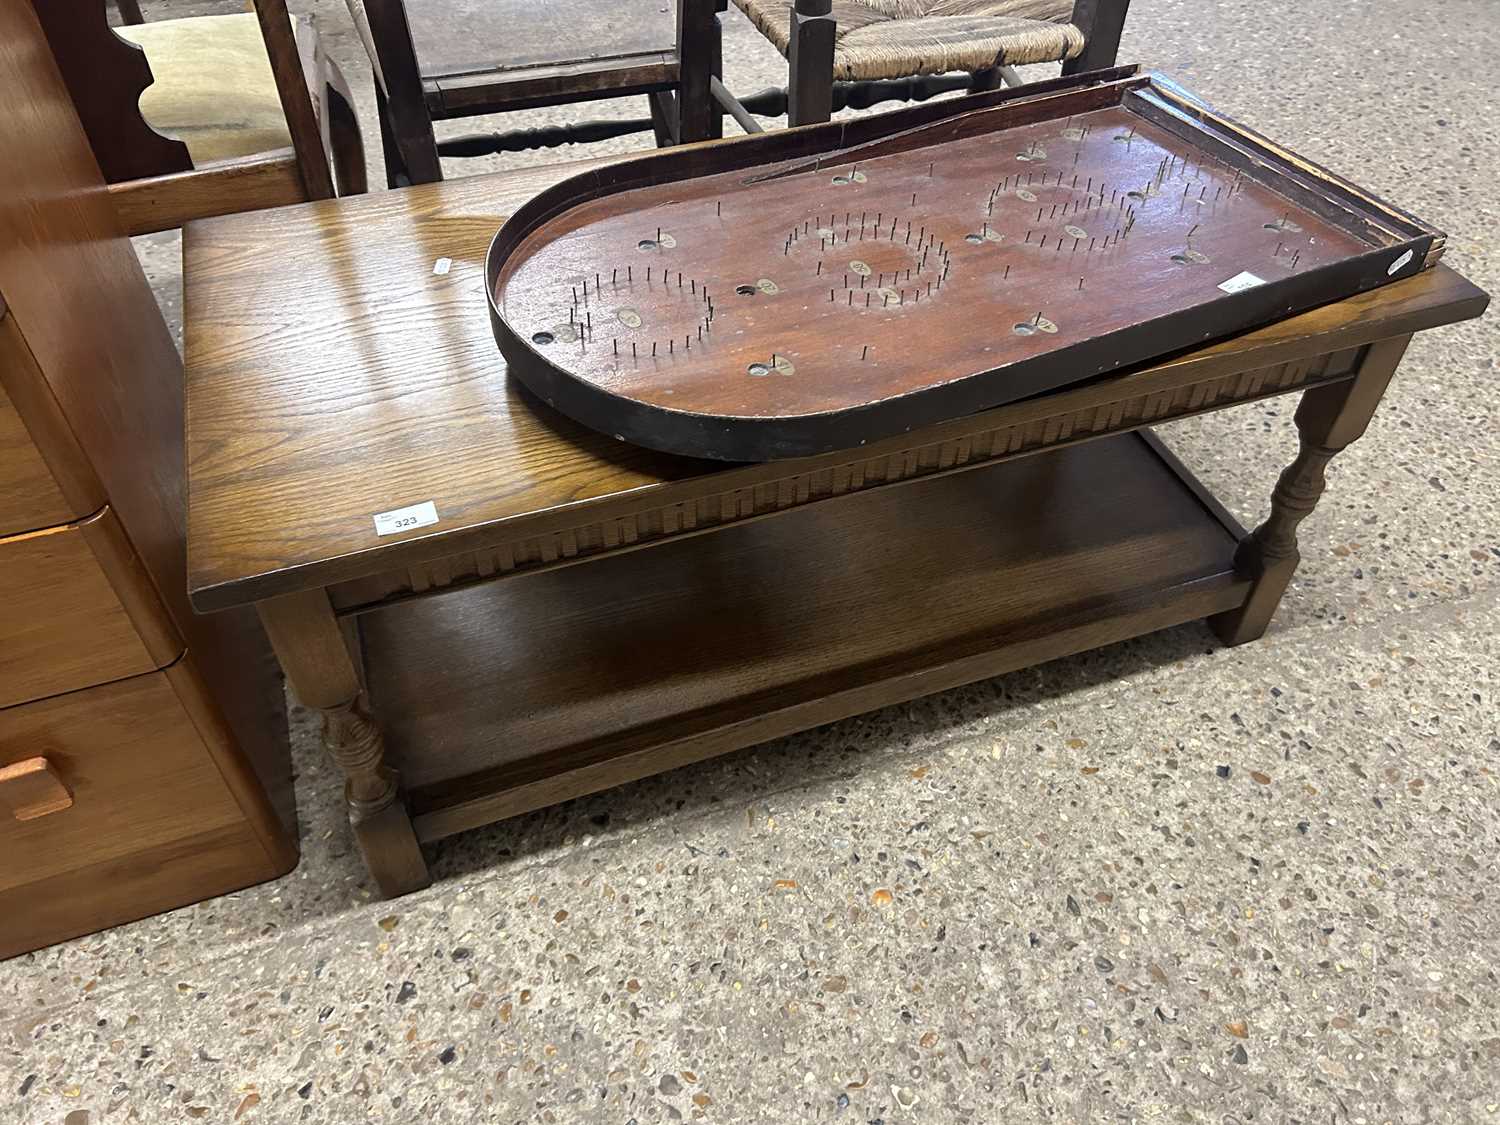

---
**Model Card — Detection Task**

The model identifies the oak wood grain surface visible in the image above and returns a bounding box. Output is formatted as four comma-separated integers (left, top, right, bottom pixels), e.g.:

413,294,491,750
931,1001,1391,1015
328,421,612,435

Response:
0,669,246,892
108,151,306,238
0,318,75,536
183,143,1487,613
0,0,299,909
0,821,275,961
361,432,1240,795
0,510,170,710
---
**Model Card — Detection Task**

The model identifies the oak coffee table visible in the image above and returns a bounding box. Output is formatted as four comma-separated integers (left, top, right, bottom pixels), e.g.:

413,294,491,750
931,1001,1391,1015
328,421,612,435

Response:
184,154,1487,896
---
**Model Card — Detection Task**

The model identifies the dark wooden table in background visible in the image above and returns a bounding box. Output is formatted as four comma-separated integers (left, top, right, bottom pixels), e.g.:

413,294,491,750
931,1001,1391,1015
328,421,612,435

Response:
183,147,1487,896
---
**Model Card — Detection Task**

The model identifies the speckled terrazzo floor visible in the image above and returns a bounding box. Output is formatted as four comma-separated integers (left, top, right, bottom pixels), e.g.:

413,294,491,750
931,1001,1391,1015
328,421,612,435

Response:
5,1,1497,1122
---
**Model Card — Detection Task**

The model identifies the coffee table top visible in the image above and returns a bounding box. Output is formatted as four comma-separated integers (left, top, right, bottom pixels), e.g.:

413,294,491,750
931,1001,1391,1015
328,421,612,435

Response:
183,148,1487,613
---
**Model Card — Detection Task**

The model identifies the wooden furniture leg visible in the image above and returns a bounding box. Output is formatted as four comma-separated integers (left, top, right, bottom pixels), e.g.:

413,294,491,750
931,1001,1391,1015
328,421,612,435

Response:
970,66,1002,92
1062,0,1132,75
257,589,429,895
648,90,679,145
787,0,835,126
363,0,443,185
676,0,723,142
324,63,368,195
1210,334,1413,646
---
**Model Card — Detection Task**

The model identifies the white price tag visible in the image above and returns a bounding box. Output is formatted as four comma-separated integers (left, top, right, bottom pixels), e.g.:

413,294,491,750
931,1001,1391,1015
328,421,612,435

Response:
432,257,452,275
1217,271,1265,294
373,500,438,536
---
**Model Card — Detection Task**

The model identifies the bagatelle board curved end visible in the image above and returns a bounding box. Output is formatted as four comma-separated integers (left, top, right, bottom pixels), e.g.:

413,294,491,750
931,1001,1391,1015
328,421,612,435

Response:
487,69,1439,462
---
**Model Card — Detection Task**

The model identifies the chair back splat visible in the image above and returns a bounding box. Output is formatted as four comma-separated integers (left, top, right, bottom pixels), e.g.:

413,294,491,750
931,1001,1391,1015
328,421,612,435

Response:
28,0,362,233
31,0,192,182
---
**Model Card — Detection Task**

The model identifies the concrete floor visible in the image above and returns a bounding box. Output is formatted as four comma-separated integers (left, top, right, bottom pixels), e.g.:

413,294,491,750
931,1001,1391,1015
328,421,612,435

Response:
5,1,1498,1122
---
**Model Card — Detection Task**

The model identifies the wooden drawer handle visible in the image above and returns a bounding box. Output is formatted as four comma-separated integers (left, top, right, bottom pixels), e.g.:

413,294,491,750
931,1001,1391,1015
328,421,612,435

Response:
0,756,73,821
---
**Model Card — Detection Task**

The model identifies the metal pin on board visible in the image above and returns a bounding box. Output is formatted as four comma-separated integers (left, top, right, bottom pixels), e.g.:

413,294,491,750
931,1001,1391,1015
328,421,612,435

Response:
632,342,637,358
1004,264,1010,279
862,345,869,360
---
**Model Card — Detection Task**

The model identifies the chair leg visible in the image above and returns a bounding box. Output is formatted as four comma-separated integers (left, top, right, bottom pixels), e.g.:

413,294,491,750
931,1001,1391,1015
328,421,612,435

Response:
787,0,835,126
647,91,679,146
675,0,723,143
970,67,1002,91
325,77,367,196
362,0,443,184
375,84,412,188
114,0,144,24
1062,0,1132,74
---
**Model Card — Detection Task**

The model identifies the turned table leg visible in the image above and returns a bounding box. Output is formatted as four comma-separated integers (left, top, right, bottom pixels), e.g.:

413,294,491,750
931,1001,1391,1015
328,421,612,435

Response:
1211,334,1413,646
257,588,430,896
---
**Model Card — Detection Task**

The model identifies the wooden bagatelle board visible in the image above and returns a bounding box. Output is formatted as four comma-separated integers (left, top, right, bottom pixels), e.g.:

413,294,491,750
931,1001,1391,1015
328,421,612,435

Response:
487,67,1444,460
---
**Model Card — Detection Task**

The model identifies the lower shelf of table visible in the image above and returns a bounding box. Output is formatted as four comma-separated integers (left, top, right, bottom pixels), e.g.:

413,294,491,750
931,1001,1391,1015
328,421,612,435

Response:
358,430,1251,843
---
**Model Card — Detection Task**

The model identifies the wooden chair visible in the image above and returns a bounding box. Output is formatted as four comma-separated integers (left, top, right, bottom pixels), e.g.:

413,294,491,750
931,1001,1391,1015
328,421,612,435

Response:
728,0,1132,124
33,0,366,236
341,0,725,186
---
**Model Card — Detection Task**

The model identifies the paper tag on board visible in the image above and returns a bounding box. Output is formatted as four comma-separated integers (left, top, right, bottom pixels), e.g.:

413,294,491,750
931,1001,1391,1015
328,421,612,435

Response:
432,257,452,275
373,500,439,536
1387,248,1414,276
1217,271,1266,294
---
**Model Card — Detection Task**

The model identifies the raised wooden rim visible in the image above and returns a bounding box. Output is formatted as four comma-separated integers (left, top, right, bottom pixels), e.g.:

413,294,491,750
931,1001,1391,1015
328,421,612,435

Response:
484,68,1441,462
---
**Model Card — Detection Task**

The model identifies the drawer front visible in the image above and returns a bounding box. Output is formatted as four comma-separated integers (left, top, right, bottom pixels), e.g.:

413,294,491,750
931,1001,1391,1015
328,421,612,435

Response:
0,336,74,537
0,507,178,708
0,669,245,890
